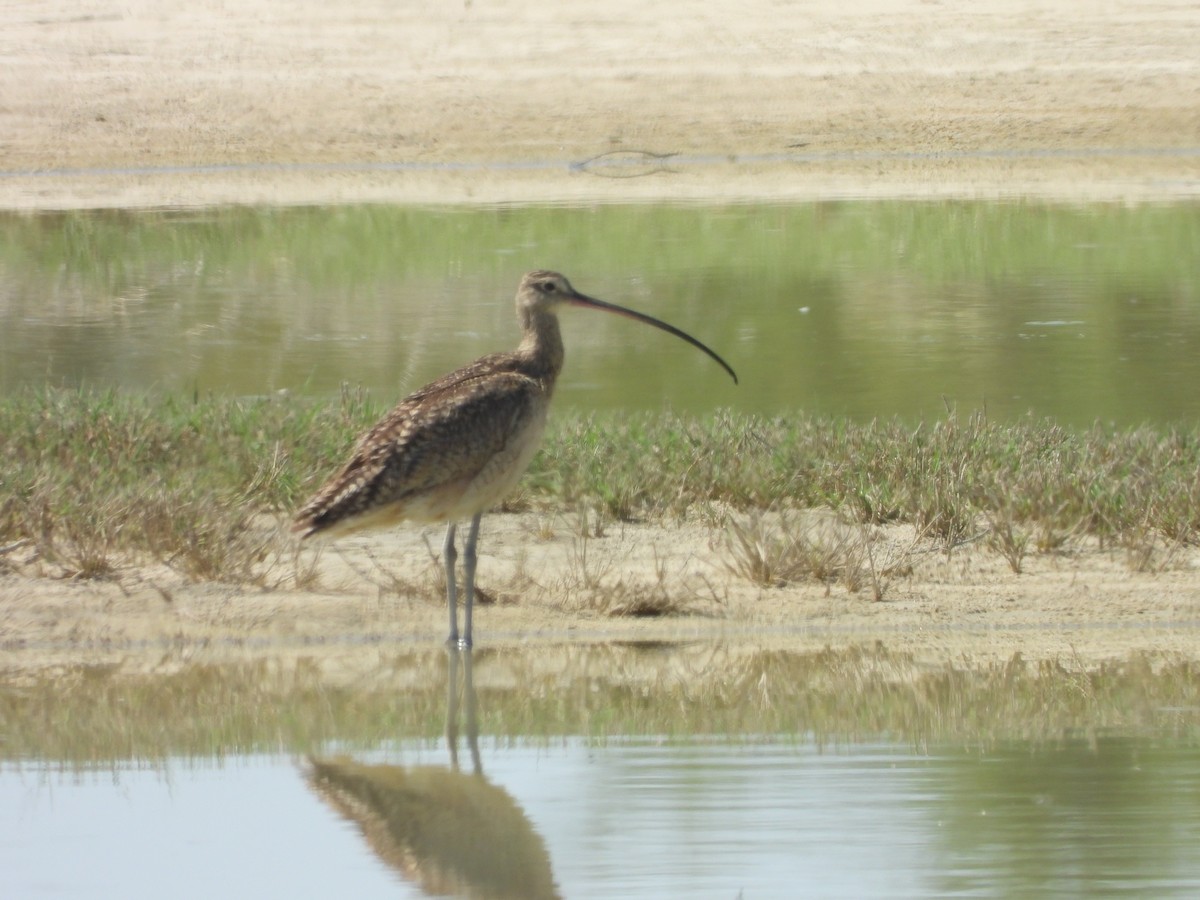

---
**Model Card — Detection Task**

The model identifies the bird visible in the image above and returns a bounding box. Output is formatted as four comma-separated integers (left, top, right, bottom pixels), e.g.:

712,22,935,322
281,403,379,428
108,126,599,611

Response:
293,270,737,647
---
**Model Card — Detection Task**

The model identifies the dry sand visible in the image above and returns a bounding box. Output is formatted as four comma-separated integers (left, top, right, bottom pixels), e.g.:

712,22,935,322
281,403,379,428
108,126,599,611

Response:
1,1,1198,670
3,0,1199,208
3,510,1198,671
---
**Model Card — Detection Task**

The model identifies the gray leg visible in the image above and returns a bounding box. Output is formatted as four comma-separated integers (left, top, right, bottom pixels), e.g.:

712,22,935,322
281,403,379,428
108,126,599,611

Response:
443,522,459,644
460,512,483,648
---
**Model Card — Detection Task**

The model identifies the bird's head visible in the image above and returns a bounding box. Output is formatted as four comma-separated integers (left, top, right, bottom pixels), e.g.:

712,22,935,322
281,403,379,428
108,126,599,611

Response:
517,270,583,314
514,269,738,384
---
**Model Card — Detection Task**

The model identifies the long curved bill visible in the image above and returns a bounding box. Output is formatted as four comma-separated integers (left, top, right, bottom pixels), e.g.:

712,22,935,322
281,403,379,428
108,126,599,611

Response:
564,291,739,384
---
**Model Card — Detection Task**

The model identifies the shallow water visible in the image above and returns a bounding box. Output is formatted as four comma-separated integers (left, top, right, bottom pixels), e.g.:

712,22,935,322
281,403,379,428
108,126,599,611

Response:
2,202,1199,425
2,644,1198,898
7,739,1199,899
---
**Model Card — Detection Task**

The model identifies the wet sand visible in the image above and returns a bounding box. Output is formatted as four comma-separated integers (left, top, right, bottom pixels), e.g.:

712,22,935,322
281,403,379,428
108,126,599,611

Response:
1,1,1198,670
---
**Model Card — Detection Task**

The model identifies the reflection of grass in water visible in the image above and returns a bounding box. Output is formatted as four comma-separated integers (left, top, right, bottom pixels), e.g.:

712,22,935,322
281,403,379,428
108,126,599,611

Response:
3,204,1198,291
3,203,1199,425
1,645,1196,765
1,389,1199,586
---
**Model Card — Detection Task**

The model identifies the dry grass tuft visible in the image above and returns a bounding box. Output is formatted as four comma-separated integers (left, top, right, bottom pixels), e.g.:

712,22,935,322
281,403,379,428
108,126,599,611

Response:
723,510,869,593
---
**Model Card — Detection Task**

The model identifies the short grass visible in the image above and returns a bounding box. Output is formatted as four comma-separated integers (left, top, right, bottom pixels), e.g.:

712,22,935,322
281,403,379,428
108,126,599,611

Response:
2,387,1199,585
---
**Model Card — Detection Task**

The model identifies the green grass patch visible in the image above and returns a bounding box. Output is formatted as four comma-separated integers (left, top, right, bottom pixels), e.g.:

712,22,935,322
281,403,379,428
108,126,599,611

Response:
2,388,1199,583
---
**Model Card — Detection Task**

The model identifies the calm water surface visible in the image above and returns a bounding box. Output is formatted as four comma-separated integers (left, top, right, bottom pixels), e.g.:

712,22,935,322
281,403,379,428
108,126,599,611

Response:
2,644,1198,898
7,739,1199,899
1,202,1198,425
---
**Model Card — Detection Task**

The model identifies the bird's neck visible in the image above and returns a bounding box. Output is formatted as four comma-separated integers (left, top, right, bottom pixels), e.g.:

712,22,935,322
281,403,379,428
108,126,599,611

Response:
517,306,565,380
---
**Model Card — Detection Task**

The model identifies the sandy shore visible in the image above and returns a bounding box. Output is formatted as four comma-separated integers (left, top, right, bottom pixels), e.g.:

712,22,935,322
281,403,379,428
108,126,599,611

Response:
3,0,1199,209
2,1,1198,670
4,511,1198,671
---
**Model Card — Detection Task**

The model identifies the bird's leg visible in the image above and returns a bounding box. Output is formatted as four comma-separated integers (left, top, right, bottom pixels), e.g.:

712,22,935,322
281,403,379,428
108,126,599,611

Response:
443,522,459,645
460,512,483,648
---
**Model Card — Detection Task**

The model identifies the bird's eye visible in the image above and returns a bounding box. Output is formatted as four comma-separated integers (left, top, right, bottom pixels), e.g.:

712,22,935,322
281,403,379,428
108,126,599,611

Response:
541,282,556,293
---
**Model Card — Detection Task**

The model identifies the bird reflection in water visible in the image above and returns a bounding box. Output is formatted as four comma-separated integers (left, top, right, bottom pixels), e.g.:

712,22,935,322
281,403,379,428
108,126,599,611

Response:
307,649,560,899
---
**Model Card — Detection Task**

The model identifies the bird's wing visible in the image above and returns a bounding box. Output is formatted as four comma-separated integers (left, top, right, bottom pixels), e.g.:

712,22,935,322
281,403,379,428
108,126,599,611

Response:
294,357,547,535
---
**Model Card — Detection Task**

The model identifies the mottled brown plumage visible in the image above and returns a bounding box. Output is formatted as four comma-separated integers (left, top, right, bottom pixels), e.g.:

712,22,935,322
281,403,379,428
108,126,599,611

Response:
293,270,736,647
294,356,555,537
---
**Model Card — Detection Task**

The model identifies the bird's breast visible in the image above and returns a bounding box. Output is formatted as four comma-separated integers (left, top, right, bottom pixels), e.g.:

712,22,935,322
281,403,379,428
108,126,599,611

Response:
457,398,551,516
